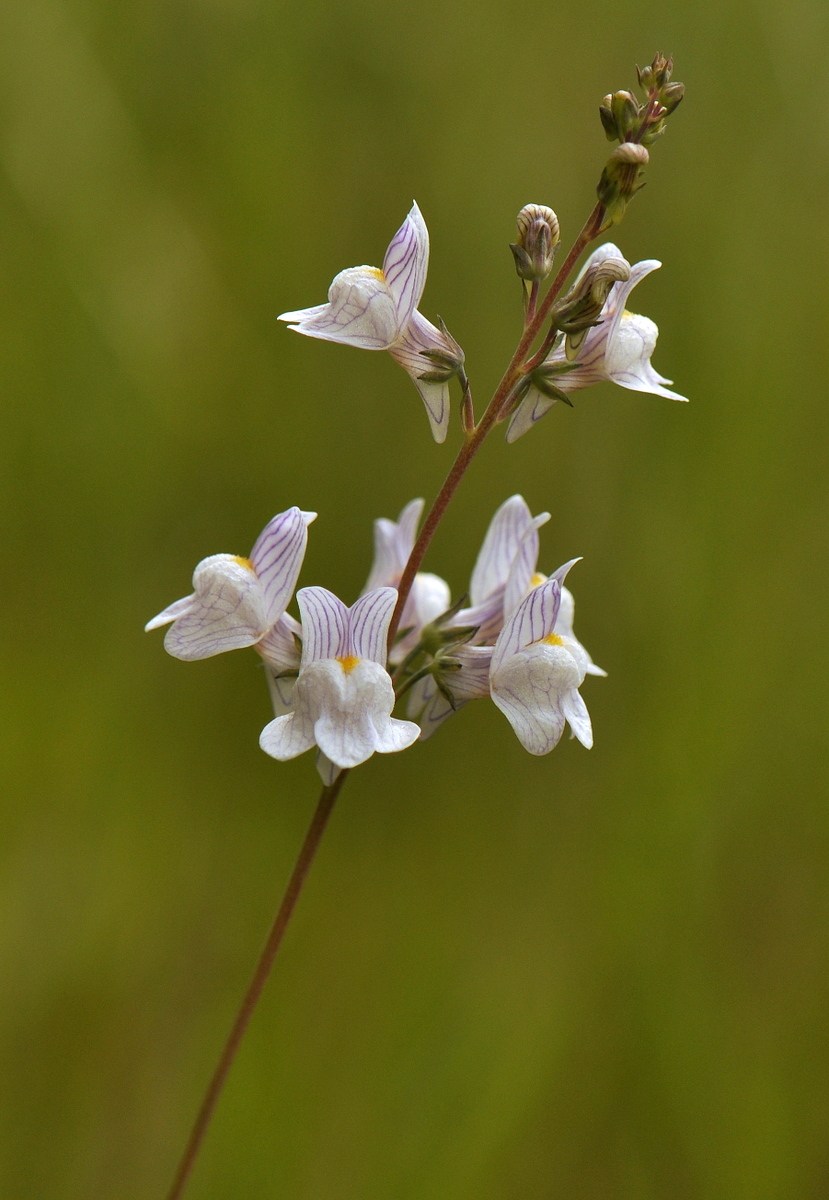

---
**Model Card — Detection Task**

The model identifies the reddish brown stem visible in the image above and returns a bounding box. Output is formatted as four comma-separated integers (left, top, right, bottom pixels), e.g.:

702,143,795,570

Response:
526,279,540,325
164,772,348,1200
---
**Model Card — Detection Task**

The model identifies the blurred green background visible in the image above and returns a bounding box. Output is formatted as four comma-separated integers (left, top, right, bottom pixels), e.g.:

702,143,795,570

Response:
2,0,828,1196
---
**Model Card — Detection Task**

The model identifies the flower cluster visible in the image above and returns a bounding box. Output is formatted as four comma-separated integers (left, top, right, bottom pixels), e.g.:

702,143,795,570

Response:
149,181,685,784
146,495,604,781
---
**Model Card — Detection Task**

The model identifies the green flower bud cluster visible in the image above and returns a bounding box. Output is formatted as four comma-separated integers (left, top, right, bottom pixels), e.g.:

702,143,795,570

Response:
599,53,684,148
637,54,685,122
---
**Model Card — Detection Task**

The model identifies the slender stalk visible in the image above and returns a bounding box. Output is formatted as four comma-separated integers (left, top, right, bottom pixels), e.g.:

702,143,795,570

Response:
526,279,540,325
164,772,348,1200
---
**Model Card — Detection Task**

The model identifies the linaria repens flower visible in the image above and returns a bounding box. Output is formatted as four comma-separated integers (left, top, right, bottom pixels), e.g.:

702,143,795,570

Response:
363,498,451,663
408,495,550,737
259,586,419,779
489,569,594,753
145,507,315,661
279,204,460,443
501,520,606,682
508,243,687,442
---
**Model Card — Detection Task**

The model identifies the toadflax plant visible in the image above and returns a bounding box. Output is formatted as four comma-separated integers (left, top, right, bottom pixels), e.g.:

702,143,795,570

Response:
149,55,685,1200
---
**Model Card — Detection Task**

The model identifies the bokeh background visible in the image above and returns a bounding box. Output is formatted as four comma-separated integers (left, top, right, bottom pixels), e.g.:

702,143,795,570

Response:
2,0,828,1196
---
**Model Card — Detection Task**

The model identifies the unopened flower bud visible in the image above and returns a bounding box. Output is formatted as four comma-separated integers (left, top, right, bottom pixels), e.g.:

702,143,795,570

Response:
613,90,641,134
635,54,684,141
610,142,649,169
510,204,561,281
660,81,685,114
559,256,631,322
599,98,618,142
554,254,631,358
636,63,655,92
597,143,649,226
599,90,641,142
651,53,673,89
602,56,684,152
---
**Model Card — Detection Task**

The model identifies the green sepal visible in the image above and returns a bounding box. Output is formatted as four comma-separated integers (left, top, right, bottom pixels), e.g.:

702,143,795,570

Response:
509,243,534,278
599,103,617,141
421,619,480,657
528,373,575,406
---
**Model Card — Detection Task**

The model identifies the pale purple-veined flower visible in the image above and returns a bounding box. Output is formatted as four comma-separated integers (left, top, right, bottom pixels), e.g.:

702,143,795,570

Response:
489,568,593,753
407,494,549,737
279,204,460,443
508,242,687,442
502,526,606,681
145,507,315,663
363,498,451,664
259,586,419,782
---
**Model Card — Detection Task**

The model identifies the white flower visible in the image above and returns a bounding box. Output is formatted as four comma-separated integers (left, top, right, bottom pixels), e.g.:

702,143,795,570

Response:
363,497,451,664
259,586,419,779
407,495,549,737
490,569,593,754
279,204,459,443
502,526,605,681
145,508,315,662
508,243,687,442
